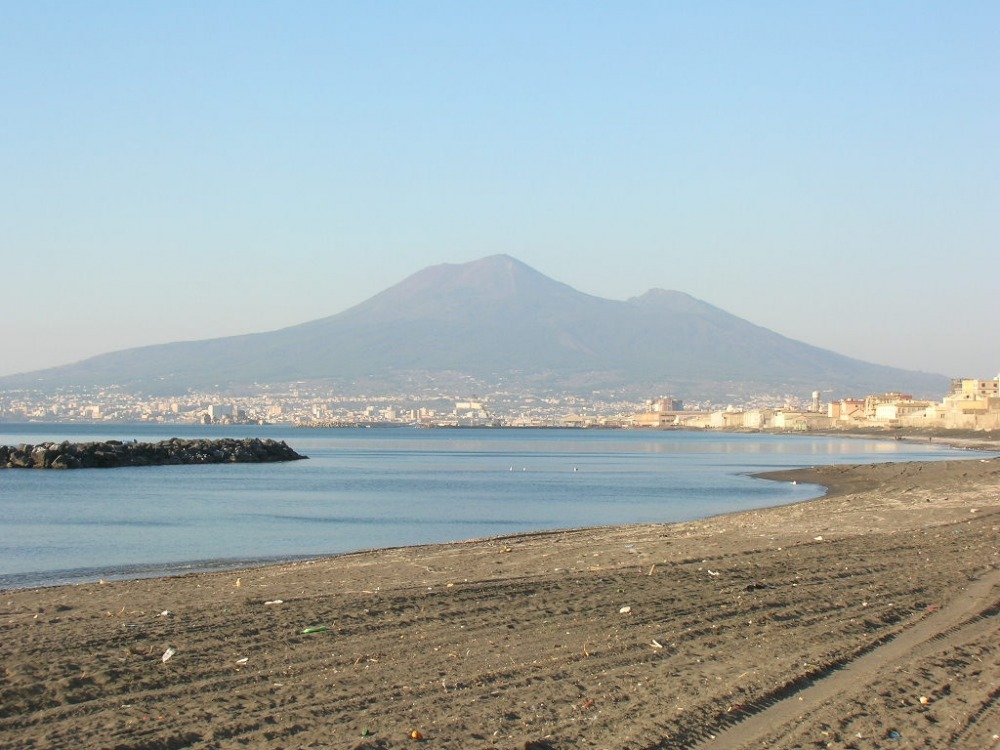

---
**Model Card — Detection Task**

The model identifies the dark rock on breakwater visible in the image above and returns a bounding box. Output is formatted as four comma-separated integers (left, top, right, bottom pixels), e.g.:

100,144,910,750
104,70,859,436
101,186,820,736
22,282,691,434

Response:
0,438,307,469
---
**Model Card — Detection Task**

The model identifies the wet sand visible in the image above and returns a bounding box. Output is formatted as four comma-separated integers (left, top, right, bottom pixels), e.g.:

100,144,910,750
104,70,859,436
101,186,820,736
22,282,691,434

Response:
2,452,998,749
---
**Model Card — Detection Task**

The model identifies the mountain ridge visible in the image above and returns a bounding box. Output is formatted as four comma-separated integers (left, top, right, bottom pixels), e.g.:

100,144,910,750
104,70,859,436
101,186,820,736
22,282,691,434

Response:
0,255,948,400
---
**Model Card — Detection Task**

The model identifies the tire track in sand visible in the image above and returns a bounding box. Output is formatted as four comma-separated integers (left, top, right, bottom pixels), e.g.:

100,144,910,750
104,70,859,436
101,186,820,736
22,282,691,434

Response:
689,567,1000,750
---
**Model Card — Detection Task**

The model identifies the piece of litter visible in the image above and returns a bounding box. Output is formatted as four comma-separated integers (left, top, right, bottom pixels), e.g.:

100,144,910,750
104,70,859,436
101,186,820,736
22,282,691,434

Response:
264,600,283,605
158,610,170,617
161,647,176,663
919,695,930,705
301,625,329,634
707,570,720,577
651,640,664,649
235,657,249,665
619,606,631,614
813,536,823,541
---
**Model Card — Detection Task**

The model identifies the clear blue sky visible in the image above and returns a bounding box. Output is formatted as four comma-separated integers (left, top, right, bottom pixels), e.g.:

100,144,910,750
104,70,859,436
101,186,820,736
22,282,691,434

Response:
2,2,997,381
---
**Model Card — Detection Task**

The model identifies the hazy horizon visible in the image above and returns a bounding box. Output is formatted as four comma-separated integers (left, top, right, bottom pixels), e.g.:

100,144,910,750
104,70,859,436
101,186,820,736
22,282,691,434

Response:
3,3,997,380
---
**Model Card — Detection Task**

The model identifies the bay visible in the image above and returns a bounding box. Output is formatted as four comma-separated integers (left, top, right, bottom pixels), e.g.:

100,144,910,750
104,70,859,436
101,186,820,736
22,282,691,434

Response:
0,423,980,589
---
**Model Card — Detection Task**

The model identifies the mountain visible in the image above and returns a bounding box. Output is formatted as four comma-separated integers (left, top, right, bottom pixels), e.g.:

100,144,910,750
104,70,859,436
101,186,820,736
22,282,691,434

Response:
0,255,948,399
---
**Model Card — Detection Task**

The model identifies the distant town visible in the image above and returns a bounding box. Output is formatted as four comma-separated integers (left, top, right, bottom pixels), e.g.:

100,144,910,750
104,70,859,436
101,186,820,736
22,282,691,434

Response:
2,376,998,432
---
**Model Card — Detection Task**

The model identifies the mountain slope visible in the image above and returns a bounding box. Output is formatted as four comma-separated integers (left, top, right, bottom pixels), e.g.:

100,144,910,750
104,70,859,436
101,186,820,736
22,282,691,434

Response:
0,255,948,398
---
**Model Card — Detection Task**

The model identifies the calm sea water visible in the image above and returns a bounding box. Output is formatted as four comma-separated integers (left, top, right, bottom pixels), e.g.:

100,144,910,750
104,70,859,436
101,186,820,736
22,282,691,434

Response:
0,424,982,589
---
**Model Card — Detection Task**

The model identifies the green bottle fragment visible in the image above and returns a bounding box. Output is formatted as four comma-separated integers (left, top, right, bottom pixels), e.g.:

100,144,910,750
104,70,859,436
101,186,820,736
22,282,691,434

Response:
301,625,329,634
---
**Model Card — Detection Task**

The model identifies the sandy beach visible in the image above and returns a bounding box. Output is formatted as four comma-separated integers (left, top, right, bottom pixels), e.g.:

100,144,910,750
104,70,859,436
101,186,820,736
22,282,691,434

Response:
2,448,998,749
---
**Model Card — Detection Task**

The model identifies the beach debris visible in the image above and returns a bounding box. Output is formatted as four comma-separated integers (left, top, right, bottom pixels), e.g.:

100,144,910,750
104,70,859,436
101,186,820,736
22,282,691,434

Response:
813,536,824,541
887,729,902,740
919,695,931,705
264,600,283,606
619,605,631,614
707,570,720,577
107,606,144,617
158,610,170,617
647,564,656,576
235,657,249,665
651,640,664,649
161,647,176,663
410,729,424,740
301,625,329,634
234,578,241,588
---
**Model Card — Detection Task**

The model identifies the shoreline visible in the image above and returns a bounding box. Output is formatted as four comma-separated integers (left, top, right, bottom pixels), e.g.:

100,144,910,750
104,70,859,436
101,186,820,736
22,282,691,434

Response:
2,454,998,748
3,430,996,592
0,431,1000,592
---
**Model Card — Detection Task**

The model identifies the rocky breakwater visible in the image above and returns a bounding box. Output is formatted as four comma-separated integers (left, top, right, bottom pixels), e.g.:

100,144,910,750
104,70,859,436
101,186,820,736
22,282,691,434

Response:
0,438,307,469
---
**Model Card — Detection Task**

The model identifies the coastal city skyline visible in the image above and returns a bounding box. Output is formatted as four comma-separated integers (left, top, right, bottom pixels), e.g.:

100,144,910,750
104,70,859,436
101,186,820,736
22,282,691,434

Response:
3,4,998,380
4,375,999,433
